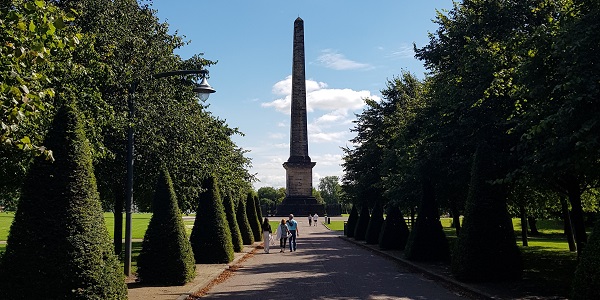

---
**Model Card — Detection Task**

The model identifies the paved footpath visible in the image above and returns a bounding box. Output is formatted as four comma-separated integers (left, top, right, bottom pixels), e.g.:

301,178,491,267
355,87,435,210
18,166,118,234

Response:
198,219,467,300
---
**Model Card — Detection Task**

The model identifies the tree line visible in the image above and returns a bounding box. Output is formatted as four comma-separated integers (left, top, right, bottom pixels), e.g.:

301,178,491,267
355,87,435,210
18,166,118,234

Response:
1,0,254,253
341,0,599,297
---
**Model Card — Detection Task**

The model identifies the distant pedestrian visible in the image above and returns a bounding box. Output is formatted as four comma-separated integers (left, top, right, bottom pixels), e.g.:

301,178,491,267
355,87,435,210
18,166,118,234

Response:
308,214,312,226
275,219,290,252
262,217,272,253
313,213,319,226
287,214,299,251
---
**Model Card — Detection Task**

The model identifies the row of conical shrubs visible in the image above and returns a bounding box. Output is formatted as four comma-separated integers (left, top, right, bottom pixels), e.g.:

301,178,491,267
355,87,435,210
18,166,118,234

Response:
138,171,262,285
344,162,521,282
0,102,264,297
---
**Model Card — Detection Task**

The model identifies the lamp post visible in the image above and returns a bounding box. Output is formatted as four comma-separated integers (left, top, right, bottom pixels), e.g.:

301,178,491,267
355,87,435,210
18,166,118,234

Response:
124,69,215,276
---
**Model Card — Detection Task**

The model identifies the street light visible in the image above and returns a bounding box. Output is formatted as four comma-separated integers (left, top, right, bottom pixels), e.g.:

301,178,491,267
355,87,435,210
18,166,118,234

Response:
124,69,215,276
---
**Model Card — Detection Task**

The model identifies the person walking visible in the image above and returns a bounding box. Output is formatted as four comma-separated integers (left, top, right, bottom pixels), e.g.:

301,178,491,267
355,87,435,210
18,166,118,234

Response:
308,214,313,226
313,213,319,226
275,219,290,252
287,214,299,252
262,217,272,253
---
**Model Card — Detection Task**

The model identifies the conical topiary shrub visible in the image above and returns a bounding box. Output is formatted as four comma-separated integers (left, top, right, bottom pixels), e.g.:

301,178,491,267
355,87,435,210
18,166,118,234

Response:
0,103,127,299
405,179,450,262
365,201,384,244
224,192,244,252
136,167,196,285
236,196,254,245
246,191,262,242
451,146,522,281
572,220,600,299
346,205,359,237
190,177,234,263
254,193,263,222
379,205,409,250
354,204,370,241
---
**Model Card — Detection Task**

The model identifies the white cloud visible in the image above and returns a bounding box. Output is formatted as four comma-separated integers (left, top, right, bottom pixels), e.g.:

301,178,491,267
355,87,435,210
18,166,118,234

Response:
389,44,414,59
262,76,379,115
268,133,286,139
309,131,348,143
316,49,372,70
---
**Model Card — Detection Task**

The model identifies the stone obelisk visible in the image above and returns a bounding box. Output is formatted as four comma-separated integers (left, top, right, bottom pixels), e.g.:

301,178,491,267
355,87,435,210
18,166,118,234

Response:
276,17,325,217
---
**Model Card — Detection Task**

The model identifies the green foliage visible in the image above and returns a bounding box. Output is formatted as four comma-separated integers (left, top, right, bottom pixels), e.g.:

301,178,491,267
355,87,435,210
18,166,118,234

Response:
451,147,522,281
236,197,254,245
379,205,409,250
404,180,450,262
223,193,243,252
0,0,79,153
345,205,358,237
254,193,263,222
318,176,342,205
246,192,262,242
190,177,234,264
354,204,370,241
0,103,126,299
136,167,195,285
365,202,384,244
572,219,600,299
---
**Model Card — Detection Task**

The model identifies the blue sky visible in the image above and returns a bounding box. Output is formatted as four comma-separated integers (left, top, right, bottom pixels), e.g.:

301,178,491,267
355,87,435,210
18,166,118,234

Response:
150,0,455,189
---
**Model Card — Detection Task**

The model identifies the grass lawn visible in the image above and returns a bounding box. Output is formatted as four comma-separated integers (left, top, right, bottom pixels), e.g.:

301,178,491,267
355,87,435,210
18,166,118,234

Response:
0,213,14,240
324,220,345,231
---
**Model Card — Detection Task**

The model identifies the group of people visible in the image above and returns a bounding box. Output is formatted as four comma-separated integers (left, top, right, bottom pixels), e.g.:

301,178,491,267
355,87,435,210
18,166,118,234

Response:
261,214,298,254
307,213,319,226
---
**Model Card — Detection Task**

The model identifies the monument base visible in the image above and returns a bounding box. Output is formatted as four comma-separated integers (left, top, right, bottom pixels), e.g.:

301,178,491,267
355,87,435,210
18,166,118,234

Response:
275,196,325,217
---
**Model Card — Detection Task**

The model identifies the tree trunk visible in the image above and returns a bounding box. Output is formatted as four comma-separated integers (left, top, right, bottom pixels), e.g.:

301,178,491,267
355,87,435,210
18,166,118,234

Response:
560,196,577,252
528,217,540,235
410,206,416,229
566,181,587,257
450,201,461,236
114,196,124,255
520,204,528,247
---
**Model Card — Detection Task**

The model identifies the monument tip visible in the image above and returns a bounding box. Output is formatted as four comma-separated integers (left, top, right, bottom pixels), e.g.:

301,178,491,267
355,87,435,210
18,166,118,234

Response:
295,16,303,22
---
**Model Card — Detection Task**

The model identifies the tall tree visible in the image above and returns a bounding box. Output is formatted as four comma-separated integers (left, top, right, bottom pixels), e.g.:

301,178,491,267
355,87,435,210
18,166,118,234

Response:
0,0,79,153
318,176,342,205
0,102,126,299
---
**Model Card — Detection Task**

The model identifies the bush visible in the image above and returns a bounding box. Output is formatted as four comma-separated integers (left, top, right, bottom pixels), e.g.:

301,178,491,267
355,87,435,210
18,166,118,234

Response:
379,205,409,250
354,204,370,241
572,220,600,299
451,146,522,281
0,103,127,299
224,193,244,252
404,179,450,262
190,177,234,263
365,202,384,244
254,193,263,222
246,192,262,242
346,205,359,237
136,167,196,285
236,197,254,245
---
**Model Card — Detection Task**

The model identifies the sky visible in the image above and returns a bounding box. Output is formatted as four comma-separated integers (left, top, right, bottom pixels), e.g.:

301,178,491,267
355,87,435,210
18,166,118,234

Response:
149,0,456,190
